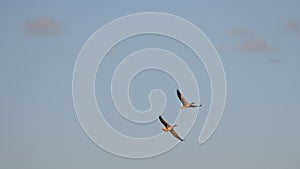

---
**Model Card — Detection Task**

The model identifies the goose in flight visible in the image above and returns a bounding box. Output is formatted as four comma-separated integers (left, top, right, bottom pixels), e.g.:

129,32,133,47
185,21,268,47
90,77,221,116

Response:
177,89,202,109
159,116,183,141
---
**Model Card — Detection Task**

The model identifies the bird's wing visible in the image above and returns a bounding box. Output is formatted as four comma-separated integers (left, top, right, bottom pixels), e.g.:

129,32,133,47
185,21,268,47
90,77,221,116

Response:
170,129,183,141
190,104,202,108
159,116,171,128
177,90,189,106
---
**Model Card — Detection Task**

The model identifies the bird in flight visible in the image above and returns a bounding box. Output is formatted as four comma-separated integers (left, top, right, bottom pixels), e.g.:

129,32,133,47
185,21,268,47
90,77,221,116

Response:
159,116,183,141
177,89,202,109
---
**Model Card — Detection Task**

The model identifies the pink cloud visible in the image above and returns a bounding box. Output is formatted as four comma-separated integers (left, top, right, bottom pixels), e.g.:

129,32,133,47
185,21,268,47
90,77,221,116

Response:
281,20,300,35
23,17,63,35
236,38,278,54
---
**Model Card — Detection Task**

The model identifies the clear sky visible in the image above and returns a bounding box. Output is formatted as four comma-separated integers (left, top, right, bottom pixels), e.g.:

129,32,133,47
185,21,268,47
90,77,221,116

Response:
0,0,299,168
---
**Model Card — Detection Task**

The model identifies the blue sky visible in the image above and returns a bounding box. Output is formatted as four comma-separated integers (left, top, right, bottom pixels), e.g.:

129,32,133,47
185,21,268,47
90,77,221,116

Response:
0,0,299,168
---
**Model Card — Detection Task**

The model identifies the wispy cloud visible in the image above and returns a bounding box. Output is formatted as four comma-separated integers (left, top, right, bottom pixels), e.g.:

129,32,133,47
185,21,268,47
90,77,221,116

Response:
235,38,279,54
225,27,279,55
281,20,300,36
23,17,63,35
228,28,253,37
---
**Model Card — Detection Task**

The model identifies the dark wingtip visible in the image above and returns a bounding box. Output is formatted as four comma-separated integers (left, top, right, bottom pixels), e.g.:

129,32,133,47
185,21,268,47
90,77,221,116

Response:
159,116,164,123
176,89,181,97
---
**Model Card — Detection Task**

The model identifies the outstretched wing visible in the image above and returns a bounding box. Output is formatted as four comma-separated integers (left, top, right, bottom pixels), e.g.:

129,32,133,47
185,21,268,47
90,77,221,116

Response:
170,129,183,141
159,116,171,128
190,104,202,108
177,90,189,106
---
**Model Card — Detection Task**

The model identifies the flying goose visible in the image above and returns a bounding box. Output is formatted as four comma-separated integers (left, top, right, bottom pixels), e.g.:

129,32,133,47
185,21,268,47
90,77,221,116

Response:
159,116,183,141
177,89,202,109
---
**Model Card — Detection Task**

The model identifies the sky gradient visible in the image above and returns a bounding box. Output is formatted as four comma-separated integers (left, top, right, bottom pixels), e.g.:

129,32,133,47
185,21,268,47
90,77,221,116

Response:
0,0,299,168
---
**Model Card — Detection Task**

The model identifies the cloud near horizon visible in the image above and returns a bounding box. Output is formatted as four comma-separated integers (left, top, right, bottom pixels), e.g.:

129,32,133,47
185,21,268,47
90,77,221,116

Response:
23,17,64,35
235,38,279,54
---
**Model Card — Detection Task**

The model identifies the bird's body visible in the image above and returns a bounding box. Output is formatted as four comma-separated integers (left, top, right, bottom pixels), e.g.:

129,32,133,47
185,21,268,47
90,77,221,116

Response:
180,103,199,109
162,124,177,132
177,89,202,109
159,116,183,141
